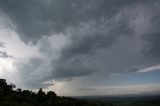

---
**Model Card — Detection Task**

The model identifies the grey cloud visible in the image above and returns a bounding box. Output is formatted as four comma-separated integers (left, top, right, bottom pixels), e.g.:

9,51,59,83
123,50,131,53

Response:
49,0,147,79
23,0,158,81
0,41,5,48
143,34,160,58
0,0,140,43
22,80,53,89
61,16,133,58
128,1,160,58
113,1,160,73
16,58,53,89
0,51,12,58
52,55,96,79
1,0,160,91
79,87,97,91
51,17,134,79
37,30,98,79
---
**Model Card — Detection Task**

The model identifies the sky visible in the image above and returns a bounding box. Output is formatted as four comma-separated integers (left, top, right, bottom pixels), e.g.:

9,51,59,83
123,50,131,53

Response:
0,0,160,96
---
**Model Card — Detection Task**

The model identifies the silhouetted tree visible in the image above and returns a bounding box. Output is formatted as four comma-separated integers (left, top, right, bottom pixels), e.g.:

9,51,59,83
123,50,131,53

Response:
21,90,31,97
37,88,46,102
47,91,56,97
0,79,15,96
0,79,7,91
16,88,21,93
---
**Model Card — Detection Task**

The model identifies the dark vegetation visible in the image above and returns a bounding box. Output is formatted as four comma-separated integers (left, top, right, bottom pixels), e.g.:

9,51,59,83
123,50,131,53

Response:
0,79,107,106
1,79,160,106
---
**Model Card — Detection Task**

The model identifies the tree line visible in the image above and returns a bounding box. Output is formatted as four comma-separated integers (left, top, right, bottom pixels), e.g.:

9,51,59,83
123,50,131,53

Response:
0,79,105,106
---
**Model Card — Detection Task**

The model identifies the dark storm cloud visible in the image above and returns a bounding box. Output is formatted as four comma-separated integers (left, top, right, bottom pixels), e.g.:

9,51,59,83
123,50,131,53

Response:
51,17,134,79
0,0,140,43
6,0,152,78
61,19,132,58
143,34,160,58
0,0,138,81
137,2,160,58
52,55,96,79
1,0,160,90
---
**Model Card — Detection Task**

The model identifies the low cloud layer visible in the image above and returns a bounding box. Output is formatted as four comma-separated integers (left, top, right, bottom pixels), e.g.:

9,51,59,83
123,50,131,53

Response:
137,65,160,73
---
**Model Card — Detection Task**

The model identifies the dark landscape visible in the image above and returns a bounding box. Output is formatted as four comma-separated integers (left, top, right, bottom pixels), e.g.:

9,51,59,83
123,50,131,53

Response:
1,79,160,106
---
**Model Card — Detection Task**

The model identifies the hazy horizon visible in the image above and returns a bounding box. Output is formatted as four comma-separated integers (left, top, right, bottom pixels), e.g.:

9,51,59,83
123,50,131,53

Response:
0,0,160,96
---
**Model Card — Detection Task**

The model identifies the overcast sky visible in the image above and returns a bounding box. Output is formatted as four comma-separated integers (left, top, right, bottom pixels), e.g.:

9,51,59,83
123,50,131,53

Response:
0,0,160,96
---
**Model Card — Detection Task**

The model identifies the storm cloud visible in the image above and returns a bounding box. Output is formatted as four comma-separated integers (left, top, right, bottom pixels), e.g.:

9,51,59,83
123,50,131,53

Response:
0,0,140,43
0,0,160,95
